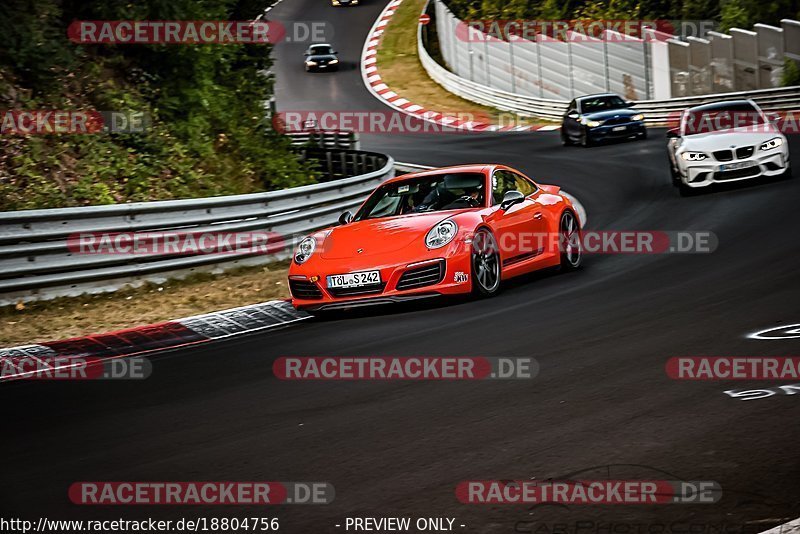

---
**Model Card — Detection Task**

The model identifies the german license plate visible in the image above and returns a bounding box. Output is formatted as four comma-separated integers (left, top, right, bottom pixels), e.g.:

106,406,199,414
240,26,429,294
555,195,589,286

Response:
612,126,626,132
719,160,757,171
327,270,381,289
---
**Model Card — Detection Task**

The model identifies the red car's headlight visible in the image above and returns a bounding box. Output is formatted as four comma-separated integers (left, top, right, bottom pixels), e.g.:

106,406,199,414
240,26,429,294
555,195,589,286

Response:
425,220,458,249
294,236,316,264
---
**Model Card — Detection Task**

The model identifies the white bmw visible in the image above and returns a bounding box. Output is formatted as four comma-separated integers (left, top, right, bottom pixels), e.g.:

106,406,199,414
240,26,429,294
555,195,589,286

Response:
667,99,790,196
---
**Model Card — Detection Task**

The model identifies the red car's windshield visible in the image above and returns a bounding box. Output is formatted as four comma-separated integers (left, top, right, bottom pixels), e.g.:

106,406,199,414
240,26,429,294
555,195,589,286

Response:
355,172,486,221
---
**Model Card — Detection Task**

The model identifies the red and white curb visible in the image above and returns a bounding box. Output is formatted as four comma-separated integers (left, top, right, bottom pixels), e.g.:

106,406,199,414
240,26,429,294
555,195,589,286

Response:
360,0,560,133
0,301,309,382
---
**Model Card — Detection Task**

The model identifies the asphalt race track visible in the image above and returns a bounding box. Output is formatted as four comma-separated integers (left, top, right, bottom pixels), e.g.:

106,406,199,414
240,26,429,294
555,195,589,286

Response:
3,0,800,531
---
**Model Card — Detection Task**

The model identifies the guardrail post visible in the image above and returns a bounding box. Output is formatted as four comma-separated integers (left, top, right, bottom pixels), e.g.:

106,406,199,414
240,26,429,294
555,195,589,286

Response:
326,151,334,177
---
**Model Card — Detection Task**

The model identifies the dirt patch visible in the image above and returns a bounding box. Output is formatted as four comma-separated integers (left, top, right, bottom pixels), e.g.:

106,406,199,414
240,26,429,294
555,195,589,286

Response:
0,263,291,347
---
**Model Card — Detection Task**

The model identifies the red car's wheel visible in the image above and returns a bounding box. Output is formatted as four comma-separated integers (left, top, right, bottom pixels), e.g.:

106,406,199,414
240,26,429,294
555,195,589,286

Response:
559,211,582,270
471,229,501,297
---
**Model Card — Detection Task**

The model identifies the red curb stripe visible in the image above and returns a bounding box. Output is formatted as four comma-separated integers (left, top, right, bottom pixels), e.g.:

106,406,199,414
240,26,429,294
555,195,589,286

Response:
1,301,309,383
41,322,208,359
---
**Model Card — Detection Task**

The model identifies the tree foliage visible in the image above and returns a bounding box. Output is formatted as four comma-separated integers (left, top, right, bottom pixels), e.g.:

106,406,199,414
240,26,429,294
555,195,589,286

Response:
0,0,316,210
442,0,800,29
783,57,800,86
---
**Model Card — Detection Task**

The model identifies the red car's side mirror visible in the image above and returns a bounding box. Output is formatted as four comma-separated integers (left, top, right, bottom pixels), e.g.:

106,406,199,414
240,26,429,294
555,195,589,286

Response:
338,211,353,225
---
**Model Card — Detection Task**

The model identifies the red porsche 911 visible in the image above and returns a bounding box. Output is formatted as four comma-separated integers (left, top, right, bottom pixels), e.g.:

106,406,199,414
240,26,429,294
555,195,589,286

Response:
288,164,583,311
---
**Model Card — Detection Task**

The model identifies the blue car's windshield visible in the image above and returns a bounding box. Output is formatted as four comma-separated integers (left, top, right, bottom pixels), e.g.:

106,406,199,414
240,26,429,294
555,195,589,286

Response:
581,95,627,113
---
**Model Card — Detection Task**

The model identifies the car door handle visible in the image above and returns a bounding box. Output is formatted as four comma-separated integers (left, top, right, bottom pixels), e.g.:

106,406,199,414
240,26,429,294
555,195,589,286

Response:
533,212,543,220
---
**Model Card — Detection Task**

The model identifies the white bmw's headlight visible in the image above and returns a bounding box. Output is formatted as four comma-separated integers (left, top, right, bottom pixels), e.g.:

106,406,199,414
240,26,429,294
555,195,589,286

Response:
581,118,601,127
294,236,316,264
632,113,644,121
760,137,783,151
681,151,707,161
425,220,458,249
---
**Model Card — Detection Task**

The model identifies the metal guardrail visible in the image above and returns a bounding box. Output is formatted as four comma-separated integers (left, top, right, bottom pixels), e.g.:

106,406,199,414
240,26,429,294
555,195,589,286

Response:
0,148,394,305
287,130,360,150
295,146,382,181
418,19,800,124
395,162,434,174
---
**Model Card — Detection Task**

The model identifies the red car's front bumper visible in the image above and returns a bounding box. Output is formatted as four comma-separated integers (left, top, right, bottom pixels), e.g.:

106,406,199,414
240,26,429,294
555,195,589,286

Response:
288,249,473,311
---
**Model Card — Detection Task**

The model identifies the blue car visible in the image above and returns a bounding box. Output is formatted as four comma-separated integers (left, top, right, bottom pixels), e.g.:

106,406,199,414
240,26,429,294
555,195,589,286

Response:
561,93,646,147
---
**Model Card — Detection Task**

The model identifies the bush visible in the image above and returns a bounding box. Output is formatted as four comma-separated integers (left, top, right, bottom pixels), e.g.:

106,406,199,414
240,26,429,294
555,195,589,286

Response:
440,0,798,31
0,0,317,211
783,57,800,87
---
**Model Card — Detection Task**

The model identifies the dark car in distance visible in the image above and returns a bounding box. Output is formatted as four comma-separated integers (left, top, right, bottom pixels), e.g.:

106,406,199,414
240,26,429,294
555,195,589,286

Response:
561,93,646,147
304,44,339,72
